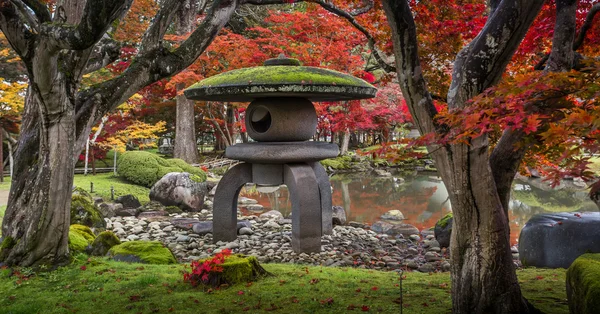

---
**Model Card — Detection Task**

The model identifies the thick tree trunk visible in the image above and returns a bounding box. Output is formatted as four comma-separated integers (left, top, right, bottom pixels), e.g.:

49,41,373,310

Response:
174,83,199,163
0,127,3,183
340,130,350,155
1,88,74,267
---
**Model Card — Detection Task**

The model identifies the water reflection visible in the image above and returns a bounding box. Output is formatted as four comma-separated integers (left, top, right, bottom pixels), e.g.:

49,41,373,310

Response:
239,171,597,245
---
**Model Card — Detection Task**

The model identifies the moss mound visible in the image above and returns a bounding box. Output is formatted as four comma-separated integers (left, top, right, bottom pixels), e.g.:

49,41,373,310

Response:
69,225,95,253
71,195,105,229
70,224,96,243
320,155,352,170
195,254,270,287
109,241,177,264
89,231,121,256
72,186,93,203
117,151,206,187
567,253,600,314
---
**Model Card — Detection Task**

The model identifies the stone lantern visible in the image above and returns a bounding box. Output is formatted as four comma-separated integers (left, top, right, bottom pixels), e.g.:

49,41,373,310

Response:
185,55,376,253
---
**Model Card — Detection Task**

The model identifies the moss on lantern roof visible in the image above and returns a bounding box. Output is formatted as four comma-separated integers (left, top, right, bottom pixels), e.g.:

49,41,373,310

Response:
184,65,377,102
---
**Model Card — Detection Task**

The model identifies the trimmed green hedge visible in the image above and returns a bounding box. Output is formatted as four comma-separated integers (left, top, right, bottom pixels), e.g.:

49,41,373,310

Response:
567,253,600,314
117,151,206,187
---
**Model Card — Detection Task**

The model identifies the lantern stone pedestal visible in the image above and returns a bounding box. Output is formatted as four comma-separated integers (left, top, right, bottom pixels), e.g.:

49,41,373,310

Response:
185,55,376,253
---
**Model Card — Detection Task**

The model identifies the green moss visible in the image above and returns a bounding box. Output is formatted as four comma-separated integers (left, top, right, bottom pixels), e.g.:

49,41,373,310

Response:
109,241,177,264
190,66,373,88
118,152,206,187
320,156,353,170
1,236,15,250
70,224,96,243
89,231,121,256
71,195,105,228
68,231,89,253
567,253,600,313
165,206,183,214
220,255,269,285
72,187,93,203
436,213,453,228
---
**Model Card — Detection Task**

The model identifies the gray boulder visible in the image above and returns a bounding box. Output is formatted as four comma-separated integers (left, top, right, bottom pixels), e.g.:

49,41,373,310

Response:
519,212,600,268
259,210,283,220
115,194,141,209
371,220,419,237
149,172,208,211
192,221,213,235
97,203,122,218
381,209,405,221
332,206,347,225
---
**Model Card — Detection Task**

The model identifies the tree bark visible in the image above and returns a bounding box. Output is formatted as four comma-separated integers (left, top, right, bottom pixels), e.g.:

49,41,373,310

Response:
0,126,3,183
174,82,200,163
382,0,545,312
340,130,350,155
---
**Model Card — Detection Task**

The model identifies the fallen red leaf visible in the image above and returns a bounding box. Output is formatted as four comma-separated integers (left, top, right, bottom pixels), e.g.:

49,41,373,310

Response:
80,265,87,271
356,288,362,292
238,290,244,295
361,305,370,311
371,286,378,291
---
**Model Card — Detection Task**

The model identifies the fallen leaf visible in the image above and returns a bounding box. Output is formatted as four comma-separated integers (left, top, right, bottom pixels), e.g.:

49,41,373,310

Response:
361,305,370,311
371,286,378,291
80,265,87,271
238,290,245,295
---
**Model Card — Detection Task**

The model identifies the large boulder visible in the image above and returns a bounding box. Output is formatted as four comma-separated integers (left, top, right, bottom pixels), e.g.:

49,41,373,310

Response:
519,212,600,268
149,172,209,211
434,213,453,248
117,151,207,187
370,220,419,237
566,253,600,314
115,194,142,209
108,241,177,264
381,209,405,221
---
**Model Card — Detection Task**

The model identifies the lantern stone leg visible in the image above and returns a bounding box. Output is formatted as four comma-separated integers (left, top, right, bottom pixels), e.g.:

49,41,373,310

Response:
213,163,252,242
284,163,323,253
310,162,333,235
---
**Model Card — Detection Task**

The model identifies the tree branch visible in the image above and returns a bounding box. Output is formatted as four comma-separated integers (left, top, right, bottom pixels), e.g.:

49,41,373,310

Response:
83,37,122,74
447,0,545,109
139,0,183,55
573,3,600,51
10,0,39,31
244,0,395,73
350,0,373,16
0,0,34,60
21,0,49,23
546,0,577,72
381,0,439,136
42,0,133,50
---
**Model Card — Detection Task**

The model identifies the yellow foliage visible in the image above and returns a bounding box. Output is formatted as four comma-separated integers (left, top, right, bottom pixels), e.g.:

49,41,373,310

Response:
0,80,26,118
99,120,166,152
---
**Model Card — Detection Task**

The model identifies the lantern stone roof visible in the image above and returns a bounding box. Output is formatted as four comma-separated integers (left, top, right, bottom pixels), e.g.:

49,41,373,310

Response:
184,56,377,102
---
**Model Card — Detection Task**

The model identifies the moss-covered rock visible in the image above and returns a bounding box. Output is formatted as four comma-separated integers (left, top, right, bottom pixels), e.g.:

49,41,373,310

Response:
89,231,121,256
71,195,106,229
567,253,600,314
320,155,352,170
72,187,93,203
196,254,270,287
117,151,206,187
434,213,453,248
164,206,183,214
109,241,177,264
70,224,96,243
68,225,95,253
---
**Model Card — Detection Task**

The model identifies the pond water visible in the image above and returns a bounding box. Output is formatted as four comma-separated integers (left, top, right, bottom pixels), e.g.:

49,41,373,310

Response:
239,171,598,245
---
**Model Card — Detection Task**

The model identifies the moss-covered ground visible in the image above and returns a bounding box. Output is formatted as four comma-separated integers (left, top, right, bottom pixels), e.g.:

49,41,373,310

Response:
73,173,151,204
0,255,568,314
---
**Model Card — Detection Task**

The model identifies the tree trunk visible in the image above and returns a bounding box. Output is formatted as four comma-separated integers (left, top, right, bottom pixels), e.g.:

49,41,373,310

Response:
1,87,74,267
0,127,3,183
340,130,350,155
174,82,199,163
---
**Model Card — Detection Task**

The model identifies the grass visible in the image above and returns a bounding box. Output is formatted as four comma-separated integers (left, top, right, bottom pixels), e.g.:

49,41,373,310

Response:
0,255,568,314
73,173,150,204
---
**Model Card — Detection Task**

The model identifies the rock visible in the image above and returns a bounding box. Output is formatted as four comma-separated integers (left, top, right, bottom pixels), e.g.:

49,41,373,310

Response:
149,172,209,211
370,221,394,234
239,227,254,235
109,241,177,264
246,204,264,212
259,210,283,220
409,234,420,241
137,211,169,219
441,261,451,272
237,220,253,230
115,207,139,217
192,221,213,235
566,253,600,314
138,201,166,212
519,212,600,268
424,252,442,262
71,194,106,229
263,220,281,229
380,209,405,221
388,224,420,237
238,197,258,205
68,225,96,253
171,218,201,230
434,213,453,248
97,203,122,218
88,231,121,256
374,169,392,177
115,194,142,209
348,221,367,229
332,206,347,225
418,263,435,273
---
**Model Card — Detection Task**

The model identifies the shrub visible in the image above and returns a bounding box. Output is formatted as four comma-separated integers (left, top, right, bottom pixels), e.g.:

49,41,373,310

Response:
117,151,206,187
567,253,600,314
